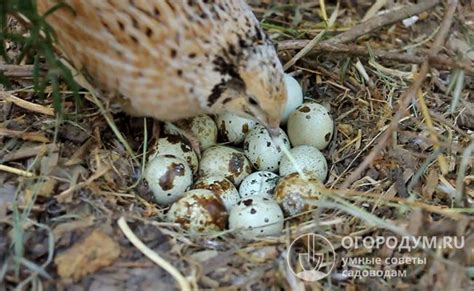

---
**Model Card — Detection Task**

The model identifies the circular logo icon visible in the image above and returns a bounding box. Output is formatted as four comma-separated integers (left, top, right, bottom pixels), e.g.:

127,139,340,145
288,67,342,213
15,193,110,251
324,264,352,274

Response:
287,233,336,282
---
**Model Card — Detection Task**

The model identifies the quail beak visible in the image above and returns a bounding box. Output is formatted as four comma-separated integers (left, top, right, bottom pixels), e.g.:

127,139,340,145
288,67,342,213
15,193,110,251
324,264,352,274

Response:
250,111,281,139
266,125,281,139
260,114,283,141
242,100,282,139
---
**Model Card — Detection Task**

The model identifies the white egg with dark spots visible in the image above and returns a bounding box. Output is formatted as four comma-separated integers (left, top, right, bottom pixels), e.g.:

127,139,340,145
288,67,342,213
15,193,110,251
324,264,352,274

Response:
199,146,252,185
229,196,284,240
167,189,228,233
274,172,324,215
164,114,217,150
239,171,280,198
287,102,334,150
145,155,193,205
149,135,198,174
281,74,304,124
193,175,240,211
216,112,257,144
188,114,218,150
279,145,328,181
243,124,290,172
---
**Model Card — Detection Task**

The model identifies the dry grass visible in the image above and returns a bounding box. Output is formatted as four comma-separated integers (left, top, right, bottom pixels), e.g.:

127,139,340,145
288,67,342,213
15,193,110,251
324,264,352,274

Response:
0,1,473,290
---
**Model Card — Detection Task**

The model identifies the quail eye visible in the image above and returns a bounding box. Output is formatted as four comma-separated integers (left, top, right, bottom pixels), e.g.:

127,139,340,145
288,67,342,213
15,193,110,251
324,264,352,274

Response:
248,97,259,106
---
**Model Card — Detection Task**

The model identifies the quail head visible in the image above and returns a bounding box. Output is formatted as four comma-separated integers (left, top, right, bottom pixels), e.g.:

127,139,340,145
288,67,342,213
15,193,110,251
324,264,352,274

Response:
37,0,287,132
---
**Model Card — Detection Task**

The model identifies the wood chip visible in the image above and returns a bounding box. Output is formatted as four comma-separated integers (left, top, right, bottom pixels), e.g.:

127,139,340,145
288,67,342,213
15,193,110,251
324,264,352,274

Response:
0,128,50,143
1,92,54,116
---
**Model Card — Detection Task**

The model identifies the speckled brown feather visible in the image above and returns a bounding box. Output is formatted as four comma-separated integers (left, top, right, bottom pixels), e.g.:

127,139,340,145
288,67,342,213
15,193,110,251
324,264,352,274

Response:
37,0,287,129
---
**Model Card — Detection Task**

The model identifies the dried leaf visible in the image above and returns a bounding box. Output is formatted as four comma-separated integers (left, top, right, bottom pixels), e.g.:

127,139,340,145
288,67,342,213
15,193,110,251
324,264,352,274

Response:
55,229,121,281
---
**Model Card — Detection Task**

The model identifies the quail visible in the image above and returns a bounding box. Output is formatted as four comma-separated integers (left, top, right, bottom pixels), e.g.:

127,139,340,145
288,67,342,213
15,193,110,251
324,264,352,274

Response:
37,0,287,134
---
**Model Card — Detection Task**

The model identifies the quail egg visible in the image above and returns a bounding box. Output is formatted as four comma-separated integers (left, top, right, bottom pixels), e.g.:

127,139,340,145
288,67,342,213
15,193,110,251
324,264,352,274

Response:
279,145,328,181
167,189,228,233
287,102,334,150
164,114,217,150
243,124,290,172
281,74,304,124
199,146,252,185
145,155,193,205
149,135,199,174
229,196,284,240
193,175,240,211
216,112,257,144
274,172,324,215
239,171,280,198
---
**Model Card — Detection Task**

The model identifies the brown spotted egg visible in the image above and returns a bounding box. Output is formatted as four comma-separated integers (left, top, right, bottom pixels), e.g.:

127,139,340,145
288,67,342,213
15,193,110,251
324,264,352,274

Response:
193,175,240,211
164,114,217,150
199,146,252,186
149,135,199,174
229,196,284,240
279,145,328,181
274,172,324,215
145,155,193,205
167,189,228,232
243,124,290,172
287,102,334,150
239,171,280,198
216,112,257,144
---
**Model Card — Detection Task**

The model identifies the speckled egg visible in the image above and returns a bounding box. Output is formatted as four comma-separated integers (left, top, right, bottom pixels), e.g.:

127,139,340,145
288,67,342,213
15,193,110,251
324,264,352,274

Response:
287,102,334,150
274,172,324,215
239,171,280,198
145,155,193,205
167,189,228,233
193,175,240,211
243,124,290,172
149,135,199,174
279,145,328,181
164,114,217,150
199,146,252,185
229,196,284,240
216,112,257,144
281,74,304,124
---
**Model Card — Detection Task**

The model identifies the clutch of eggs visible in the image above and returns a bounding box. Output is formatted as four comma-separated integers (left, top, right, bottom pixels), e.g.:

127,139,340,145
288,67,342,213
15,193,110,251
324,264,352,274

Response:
144,73,334,239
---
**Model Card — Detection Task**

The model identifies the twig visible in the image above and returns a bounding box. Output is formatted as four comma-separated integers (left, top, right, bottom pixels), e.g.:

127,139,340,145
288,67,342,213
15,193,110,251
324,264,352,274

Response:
283,3,338,70
278,43,474,75
283,0,441,47
0,128,50,143
0,164,34,177
0,64,46,78
283,30,326,71
312,196,412,237
362,0,388,22
0,92,55,116
56,165,111,203
326,0,440,44
455,142,474,207
430,111,470,138
340,0,459,189
334,188,465,219
1,143,59,162
117,217,191,291
417,91,449,175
